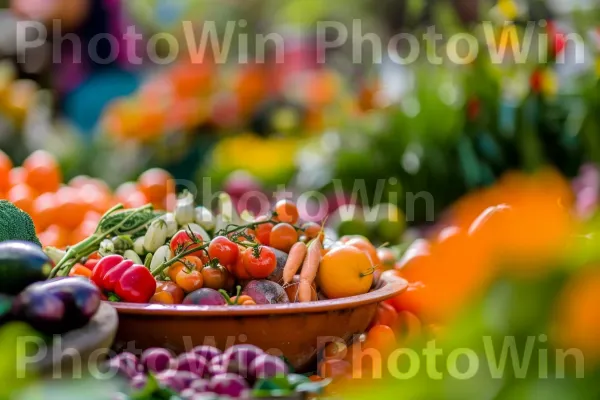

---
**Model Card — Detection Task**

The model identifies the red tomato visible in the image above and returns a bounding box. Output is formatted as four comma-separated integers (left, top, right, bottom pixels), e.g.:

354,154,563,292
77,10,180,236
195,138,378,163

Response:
252,215,274,245
208,236,239,266
242,246,276,279
170,230,208,263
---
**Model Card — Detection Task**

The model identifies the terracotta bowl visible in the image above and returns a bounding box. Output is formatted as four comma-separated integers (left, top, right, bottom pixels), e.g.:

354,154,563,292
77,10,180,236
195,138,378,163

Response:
111,273,407,372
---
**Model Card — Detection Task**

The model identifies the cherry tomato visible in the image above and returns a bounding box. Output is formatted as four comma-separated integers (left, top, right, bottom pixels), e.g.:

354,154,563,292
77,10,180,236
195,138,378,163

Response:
169,256,204,281
170,230,208,263
232,254,251,280
138,168,174,203
175,269,204,293
201,265,228,290
208,236,239,266
302,222,322,241
252,215,274,245
274,200,299,224
269,223,298,253
242,246,277,279
154,281,185,304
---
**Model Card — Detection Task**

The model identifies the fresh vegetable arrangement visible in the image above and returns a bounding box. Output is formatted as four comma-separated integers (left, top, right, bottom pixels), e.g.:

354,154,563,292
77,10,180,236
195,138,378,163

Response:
47,191,391,306
105,344,330,399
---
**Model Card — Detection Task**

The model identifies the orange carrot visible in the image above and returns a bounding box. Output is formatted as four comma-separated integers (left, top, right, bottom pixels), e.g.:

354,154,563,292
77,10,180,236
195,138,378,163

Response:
298,239,321,302
283,242,307,285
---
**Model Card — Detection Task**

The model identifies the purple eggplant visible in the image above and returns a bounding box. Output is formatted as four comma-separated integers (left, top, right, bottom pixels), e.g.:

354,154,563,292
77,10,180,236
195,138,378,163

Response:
12,277,101,334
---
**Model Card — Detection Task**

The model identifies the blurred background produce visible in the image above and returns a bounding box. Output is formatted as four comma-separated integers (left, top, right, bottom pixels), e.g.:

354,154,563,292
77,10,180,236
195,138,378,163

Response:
2,0,600,398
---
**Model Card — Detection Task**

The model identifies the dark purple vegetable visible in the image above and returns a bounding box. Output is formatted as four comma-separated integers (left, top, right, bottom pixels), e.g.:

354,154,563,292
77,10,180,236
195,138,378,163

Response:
207,354,226,377
180,388,197,400
191,345,221,361
130,374,147,390
0,241,52,295
156,371,185,392
176,353,209,377
265,247,288,283
241,280,289,305
192,393,218,400
140,348,174,374
11,277,101,334
106,352,139,379
189,379,210,392
209,373,249,398
222,344,264,379
183,288,227,306
249,354,288,380
172,371,200,389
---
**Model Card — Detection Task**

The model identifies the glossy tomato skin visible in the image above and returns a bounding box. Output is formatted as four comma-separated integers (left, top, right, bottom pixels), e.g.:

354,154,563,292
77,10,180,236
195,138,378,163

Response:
242,246,276,279
201,265,228,290
269,223,298,253
208,236,239,267
170,230,208,263
274,200,299,224
252,216,274,245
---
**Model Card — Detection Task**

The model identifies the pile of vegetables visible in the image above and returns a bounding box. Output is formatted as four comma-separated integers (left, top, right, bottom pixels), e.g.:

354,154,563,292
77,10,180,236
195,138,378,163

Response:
106,344,329,399
48,191,391,306
0,240,101,339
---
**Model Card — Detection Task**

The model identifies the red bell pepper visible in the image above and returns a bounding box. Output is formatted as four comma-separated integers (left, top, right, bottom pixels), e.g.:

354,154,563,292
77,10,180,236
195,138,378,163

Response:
91,255,124,288
115,265,157,303
102,260,134,292
92,255,156,303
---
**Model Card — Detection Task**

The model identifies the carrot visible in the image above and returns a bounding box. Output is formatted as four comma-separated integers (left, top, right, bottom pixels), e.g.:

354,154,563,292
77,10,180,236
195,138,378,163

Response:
298,239,322,302
282,242,307,285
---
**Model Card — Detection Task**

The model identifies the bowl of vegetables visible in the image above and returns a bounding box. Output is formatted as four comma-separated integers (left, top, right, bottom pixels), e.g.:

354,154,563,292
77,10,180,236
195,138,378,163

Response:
49,193,407,372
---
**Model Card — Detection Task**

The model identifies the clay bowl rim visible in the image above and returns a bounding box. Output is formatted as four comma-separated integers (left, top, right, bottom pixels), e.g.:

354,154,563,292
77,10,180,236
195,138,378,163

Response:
111,274,408,317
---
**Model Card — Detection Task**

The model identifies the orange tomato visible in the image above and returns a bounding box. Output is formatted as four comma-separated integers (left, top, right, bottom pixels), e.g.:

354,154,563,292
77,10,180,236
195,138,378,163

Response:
32,192,57,232
0,150,11,193
8,167,27,187
274,200,299,225
138,168,174,203
22,150,61,193
269,223,298,253
8,184,35,215
317,245,374,299
78,184,112,214
55,187,87,229
175,269,204,293
150,291,176,304
154,281,185,304
363,325,396,357
167,264,185,282
344,237,381,268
